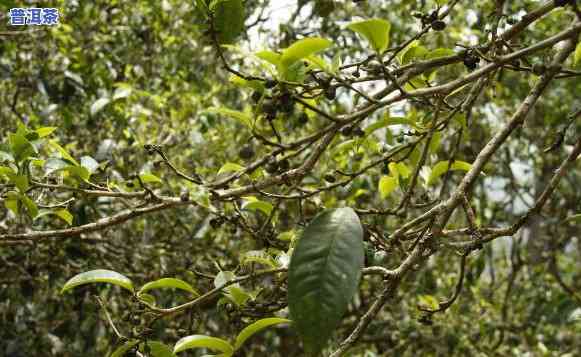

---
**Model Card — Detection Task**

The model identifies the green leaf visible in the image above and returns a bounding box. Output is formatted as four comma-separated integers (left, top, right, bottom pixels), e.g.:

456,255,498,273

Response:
61,269,134,294
173,335,233,355
35,208,74,225
9,133,36,163
90,97,111,116
288,207,364,354
427,160,473,185
66,165,91,181
4,191,20,215
140,173,163,184
396,162,411,179
35,127,57,138
110,339,140,357
217,162,245,175
49,140,79,166
379,176,398,199
280,37,332,68
20,194,38,219
255,50,282,68
575,42,581,66
347,19,391,53
234,317,291,350
113,83,132,100
212,0,245,44
13,175,29,192
139,341,177,357
80,156,99,174
138,278,199,296
214,271,236,288
241,250,277,268
242,200,273,215
207,107,252,128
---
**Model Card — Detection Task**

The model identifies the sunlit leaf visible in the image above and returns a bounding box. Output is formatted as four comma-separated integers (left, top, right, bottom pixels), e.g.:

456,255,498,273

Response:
61,269,134,293
280,37,332,68
234,318,291,350
217,162,245,175
90,97,111,116
173,335,233,355
138,278,199,296
347,19,391,53
379,176,398,199
427,160,474,185
207,107,252,128
35,127,57,138
242,200,273,215
140,173,163,184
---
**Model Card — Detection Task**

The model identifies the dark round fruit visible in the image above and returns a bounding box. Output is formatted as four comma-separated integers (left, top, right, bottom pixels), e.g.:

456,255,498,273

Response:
264,79,277,88
353,127,365,137
278,159,290,171
279,92,294,113
297,112,309,125
352,70,360,78
180,192,189,202
325,86,337,100
251,91,262,103
324,174,336,183
431,20,446,31
340,126,352,136
266,112,277,121
209,217,223,229
463,55,479,70
532,63,546,75
506,17,517,25
239,145,254,160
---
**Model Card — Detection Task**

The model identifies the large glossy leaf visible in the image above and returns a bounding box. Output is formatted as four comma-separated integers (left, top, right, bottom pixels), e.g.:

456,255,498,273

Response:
347,19,391,53
427,160,473,185
173,335,233,355
213,0,245,44
61,269,134,293
280,37,332,68
138,278,199,296
288,207,364,354
234,317,291,350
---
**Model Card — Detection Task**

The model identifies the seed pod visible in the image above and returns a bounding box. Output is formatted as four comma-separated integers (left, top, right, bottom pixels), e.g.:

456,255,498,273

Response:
431,20,446,31
278,159,290,171
352,70,360,78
